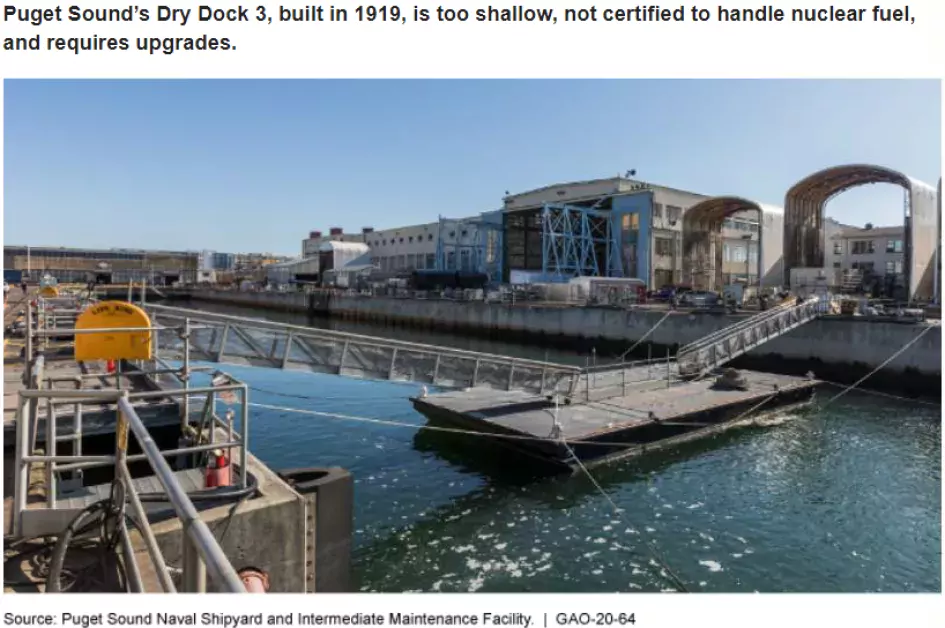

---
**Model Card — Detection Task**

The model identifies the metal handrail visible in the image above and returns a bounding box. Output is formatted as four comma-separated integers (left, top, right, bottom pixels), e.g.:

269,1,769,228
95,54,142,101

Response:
677,299,799,354
146,303,580,373
117,395,245,592
13,385,248,592
677,296,820,356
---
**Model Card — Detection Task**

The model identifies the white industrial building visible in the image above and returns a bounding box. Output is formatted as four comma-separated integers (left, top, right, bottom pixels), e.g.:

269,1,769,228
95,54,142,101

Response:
301,218,488,274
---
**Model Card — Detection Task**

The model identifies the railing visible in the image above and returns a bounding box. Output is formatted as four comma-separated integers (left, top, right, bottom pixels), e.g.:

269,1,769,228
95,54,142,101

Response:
676,297,801,356
144,303,581,395
676,296,834,377
12,322,251,593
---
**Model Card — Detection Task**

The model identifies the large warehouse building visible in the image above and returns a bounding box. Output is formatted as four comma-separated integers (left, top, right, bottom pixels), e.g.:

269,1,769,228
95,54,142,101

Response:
3,245,201,285
500,176,777,290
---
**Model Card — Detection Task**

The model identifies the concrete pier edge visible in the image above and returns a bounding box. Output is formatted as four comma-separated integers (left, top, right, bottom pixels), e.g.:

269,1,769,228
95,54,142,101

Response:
175,289,941,399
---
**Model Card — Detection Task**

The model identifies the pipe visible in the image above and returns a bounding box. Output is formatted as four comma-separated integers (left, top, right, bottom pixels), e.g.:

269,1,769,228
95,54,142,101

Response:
119,519,145,593
120,464,178,592
238,567,270,593
117,396,244,592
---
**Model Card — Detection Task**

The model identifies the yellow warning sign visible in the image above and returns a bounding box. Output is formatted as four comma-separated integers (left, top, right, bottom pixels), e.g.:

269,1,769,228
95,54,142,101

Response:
74,300,153,361
39,286,59,297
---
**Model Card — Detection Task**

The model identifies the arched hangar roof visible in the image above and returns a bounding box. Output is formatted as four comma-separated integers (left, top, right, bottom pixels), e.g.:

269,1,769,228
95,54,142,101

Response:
683,196,781,229
785,164,933,204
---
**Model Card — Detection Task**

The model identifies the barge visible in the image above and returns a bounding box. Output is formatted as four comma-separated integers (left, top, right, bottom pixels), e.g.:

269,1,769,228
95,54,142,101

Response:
410,369,820,473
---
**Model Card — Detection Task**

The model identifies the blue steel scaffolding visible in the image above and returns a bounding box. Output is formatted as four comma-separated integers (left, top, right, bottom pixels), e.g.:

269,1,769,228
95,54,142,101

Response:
540,203,622,281
434,214,504,284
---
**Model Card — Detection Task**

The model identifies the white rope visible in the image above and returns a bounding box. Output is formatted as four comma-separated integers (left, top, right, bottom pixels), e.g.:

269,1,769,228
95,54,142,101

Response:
618,309,674,361
553,397,690,592
248,401,643,449
823,324,936,407
820,380,939,408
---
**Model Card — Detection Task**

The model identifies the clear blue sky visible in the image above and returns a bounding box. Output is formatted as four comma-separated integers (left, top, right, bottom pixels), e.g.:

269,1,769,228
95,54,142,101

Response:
4,80,940,256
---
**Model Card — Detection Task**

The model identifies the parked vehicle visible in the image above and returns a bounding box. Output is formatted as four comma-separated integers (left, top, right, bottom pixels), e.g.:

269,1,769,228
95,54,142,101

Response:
679,290,719,307
652,285,692,301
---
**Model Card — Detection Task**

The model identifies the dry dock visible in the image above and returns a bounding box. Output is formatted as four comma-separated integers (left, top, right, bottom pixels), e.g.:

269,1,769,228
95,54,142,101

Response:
3,290,353,593
411,369,820,472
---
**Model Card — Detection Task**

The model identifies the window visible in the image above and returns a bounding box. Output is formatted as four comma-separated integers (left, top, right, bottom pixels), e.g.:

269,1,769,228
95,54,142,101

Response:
833,262,841,268
732,245,747,263
621,213,640,230
654,238,674,256
885,260,903,274
652,203,663,220
399,238,404,244
426,253,436,268
449,231,455,238
852,240,874,255
886,239,903,253
461,230,468,238
428,234,434,241
666,206,682,224
833,241,843,255
408,236,413,243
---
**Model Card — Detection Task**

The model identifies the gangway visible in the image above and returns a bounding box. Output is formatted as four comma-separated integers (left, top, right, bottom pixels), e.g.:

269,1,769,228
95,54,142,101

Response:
143,304,581,396
676,296,829,378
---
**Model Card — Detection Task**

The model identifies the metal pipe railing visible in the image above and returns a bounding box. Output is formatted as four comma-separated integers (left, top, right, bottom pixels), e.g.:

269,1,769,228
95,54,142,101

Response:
677,296,820,355
117,395,245,592
15,301,256,593
119,463,177,593
677,299,799,354
147,304,580,373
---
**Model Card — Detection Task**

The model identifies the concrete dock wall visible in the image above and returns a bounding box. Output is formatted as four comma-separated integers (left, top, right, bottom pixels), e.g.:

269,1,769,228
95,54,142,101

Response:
184,290,942,388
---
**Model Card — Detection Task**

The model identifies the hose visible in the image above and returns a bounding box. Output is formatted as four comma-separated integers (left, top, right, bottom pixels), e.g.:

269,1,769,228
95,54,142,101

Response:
137,473,259,502
45,500,111,592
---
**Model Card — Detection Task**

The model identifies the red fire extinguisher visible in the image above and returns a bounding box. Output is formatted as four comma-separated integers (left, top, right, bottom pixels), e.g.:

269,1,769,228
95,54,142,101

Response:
205,449,232,488
106,359,116,374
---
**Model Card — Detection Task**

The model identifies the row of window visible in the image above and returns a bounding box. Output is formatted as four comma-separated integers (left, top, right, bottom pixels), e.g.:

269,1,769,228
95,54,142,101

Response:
652,203,683,224
723,243,758,263
836,239,904,256
371,233,437,247
622,207,760,231
374,249,485,272
6,248,148,261
376,253,438,272
834,260,904,274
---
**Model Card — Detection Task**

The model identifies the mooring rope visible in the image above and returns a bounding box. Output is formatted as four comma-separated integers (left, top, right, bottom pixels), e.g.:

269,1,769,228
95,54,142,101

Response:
617,309,674,362
247,401,656,449
821,323,937,408
819,380,939,408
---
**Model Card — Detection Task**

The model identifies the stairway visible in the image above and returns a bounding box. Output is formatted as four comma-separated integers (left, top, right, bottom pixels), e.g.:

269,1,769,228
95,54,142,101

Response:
676,296,826,378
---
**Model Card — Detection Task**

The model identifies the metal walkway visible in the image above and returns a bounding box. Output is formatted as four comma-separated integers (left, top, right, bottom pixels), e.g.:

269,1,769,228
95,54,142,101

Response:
676,296,827,378
144,304,581,396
